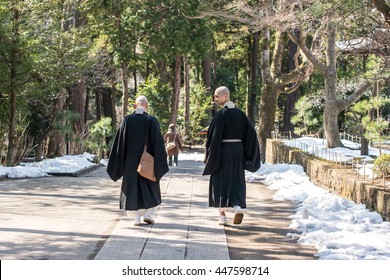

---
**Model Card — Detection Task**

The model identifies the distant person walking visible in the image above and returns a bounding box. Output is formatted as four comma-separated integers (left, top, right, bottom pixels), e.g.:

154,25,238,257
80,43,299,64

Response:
164,124,183,166
203,86,260,225
107,96,169,226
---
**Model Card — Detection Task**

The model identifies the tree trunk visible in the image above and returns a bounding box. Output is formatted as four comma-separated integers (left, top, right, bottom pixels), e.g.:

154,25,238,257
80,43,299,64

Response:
110,80,117,131
69,80,86,155
202,53,211,95
6,7,19,166
374,81,383,155
84,88,90,126
235,64,239,94
247,32,259,126
95,89,102,121
323,22,343,148
133,68,137,96
258,84,279,163
257,27,271,162
257,29,286,161
360,135,369,155
46,90,67,158
121,62,129,118
323,99,342,148
70,79,86,134
202,53,215,116
157,61,168,84
7,73,17,166
170,54,181,125
246,36,252,117
132,44,137,97
184,55,190,137
35,144,43,162
211,38,218,86
283,37,299,133
102,87,114,120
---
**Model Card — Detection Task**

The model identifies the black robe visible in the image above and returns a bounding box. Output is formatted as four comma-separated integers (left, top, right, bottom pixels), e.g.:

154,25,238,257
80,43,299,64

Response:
107,112,169,211
203,105,260,208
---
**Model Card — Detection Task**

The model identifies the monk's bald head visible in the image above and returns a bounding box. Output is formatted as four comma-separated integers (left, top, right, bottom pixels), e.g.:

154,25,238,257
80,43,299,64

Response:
213,86,230,106
215,86,230,98
135,95,148,110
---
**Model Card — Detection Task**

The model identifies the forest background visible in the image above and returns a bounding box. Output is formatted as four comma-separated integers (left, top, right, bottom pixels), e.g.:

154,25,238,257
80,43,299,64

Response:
0,0,389,167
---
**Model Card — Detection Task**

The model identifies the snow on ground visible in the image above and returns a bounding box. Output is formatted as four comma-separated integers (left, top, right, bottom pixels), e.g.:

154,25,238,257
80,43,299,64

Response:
178,152,205,162
247,163,390,260
283,137,386,160
283,137,389,178
1,140,389,259
0,153,97,178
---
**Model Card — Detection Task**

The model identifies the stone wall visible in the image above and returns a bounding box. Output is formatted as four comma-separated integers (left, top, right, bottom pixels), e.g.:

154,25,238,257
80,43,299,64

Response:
266,139,390,221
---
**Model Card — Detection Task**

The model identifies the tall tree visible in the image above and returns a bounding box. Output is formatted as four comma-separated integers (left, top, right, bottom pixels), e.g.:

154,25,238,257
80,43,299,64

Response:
184,55,190,135
206,0,386,154
283,36,300,133
258,29,311,160
141,0,210,127
246,31,260,125
286,0,385,148
83,0,141,119
170,53,182,125
5,4,20,166
202,1,312,160
1,1,35,165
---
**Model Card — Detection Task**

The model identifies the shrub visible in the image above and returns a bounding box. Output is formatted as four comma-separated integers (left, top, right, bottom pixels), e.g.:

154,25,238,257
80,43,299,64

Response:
373,154,390,178
84,117,114,160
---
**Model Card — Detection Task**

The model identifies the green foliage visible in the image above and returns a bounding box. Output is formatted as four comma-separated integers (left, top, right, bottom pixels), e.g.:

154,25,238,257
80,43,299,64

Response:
137,76,172,133
52,110,81,141
373,154,390,179
1,0,92,163
26,108,49,139
138,0,211,71
84,117,114,159
184,81,211,145
352,96,390,143
291,95,322,135
212,26,249,107
1,0,388,163
83,0,141,69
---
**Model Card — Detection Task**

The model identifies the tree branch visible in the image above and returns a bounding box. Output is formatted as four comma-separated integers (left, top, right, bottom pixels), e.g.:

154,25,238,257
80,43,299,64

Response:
283,81,302,94
280,61,311,84
339,81,372,111
287,29,327,74
373,0,390,27
282,63,313,94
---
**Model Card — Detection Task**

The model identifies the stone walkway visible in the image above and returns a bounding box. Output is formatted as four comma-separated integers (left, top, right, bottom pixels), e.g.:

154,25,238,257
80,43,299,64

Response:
0,159,317,260
95,172,229,260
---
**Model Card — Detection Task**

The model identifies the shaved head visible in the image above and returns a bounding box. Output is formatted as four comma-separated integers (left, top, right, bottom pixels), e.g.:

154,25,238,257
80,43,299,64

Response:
135,95,148,108
213,86,230,106
215,86,230,98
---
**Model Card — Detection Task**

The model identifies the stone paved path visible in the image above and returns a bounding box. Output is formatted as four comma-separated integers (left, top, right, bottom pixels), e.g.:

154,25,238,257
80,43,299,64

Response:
0,160,317,260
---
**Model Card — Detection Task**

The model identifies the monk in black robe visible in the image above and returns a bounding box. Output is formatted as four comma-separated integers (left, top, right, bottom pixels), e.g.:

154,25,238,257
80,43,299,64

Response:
107,96,169,226
203,86,260,225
